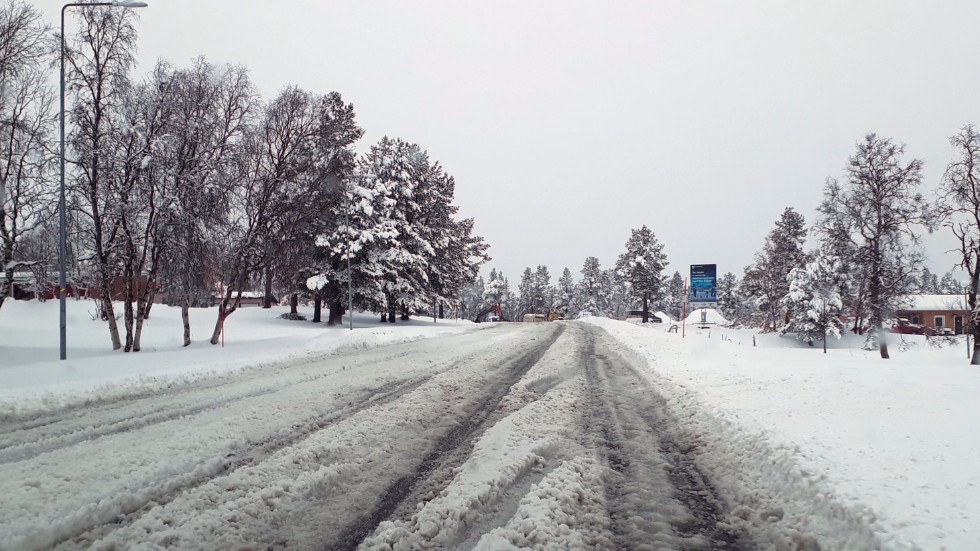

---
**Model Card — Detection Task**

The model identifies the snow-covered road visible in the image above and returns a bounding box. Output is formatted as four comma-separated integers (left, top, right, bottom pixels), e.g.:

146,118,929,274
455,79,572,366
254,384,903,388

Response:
1,321,883,550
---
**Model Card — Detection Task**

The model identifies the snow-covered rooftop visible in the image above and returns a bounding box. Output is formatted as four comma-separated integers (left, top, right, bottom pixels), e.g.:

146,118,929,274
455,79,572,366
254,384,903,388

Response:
898,294,968,311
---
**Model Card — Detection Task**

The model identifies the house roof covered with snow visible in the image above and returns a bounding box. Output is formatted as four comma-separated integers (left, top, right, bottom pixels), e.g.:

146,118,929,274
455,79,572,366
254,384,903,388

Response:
897,294,968,311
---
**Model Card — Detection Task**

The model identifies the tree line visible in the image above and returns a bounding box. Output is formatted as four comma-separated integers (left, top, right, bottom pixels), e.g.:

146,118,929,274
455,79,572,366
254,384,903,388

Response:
470,132,980,363
0,1,489,351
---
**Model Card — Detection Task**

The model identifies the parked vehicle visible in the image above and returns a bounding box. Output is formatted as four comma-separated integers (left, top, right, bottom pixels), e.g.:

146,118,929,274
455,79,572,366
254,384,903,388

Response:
624,310,663,323
890,318,934,336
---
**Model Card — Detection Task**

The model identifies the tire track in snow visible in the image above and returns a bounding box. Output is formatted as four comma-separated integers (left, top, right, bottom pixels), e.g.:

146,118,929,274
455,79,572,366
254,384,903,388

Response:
0,335,503,464
53,375,434,551
326,323,566,551
4,329,528,551
0,335,470,433
580,324,753,550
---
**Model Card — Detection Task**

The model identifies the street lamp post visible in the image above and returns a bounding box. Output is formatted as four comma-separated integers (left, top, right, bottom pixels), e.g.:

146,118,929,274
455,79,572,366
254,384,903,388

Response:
59,1,147,360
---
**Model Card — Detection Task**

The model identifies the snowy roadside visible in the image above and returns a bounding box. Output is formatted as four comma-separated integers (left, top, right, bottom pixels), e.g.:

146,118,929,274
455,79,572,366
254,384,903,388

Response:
0,299,480,415
589,316,980,551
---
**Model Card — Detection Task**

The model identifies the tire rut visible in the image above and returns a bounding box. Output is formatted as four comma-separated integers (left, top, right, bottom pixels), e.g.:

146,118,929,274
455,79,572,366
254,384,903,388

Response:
54,375,433,551
0,333,512,464
580,324,754,550
325,324,566,551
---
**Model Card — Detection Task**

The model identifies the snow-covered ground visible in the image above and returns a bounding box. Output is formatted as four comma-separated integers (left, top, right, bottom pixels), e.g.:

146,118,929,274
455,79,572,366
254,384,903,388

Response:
590,316,979,551
0,299,977,550
0,299,475,412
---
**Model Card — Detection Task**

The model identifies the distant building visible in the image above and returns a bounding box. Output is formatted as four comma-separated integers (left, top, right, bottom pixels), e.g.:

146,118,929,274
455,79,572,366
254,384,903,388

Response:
894,295,971,335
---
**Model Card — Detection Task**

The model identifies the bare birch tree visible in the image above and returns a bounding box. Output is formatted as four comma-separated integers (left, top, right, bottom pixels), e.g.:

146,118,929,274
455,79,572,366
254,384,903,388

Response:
0,1,52,312
64,5,140,349
937,124,980,364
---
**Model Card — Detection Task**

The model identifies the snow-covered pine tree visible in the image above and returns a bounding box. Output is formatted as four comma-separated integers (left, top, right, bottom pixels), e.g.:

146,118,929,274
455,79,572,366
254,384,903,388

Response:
781,245,850,351
716,272,740,321
741,207,808,331
666,271,685,320
614,225,667,322
939,272,963,295
415,163,489,318
919,268,940,294
818,133,928,358
533,265,552,314
458,276,485,320
517,267,534,319
603,269,629,319
579,257,604,315
554,267,575,317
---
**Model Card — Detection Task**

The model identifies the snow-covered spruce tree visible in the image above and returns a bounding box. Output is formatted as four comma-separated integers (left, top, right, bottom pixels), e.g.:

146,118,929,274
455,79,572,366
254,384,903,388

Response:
532,265,552,314
311,137,488,324
65,5,141,349
516,267,534,319
812,217,867,333
918,268,940,294
741,207,808,331
665,271,685,320
579,256,604,314
0,1,53,313
554,267,574,317
716,272,741,322
458,276,485,320
415,163,489,319
277,92,362,325
818,133,929,358
937,124,980,363
781,245,850,351
615,225,667,322
603,268,629,319
938,272,964,295
482,269,505,308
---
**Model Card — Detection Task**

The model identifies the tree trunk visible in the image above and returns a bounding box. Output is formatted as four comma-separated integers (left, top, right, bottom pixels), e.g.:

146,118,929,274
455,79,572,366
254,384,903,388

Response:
290,293,298,314
263,267,274,309
143,286,155,320
389,302,397,323
969,255,980,365
327,298,344,325
210,288,240,345
381,312,387,322
100,269,122,350
133,300,146,353
182,302,191,347
313,294,322,323
642,291,649,323
123,270,135,352
400,303,409,321
439,302,444,319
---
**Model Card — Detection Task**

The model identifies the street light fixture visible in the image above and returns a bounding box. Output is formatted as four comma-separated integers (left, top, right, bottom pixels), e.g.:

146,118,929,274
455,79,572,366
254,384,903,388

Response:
59,1,147,360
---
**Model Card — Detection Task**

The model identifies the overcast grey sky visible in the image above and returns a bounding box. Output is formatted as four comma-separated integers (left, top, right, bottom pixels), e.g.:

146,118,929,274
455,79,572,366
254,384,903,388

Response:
53,0,980,282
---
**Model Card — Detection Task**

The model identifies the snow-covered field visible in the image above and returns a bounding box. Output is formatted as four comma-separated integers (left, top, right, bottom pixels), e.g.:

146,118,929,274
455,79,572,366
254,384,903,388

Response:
0,299,976,550
0,299,475,411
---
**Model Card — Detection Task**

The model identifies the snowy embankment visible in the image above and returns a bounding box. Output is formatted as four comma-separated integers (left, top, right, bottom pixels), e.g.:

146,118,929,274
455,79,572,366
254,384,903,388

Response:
590,316,979,551
0,299,478,414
